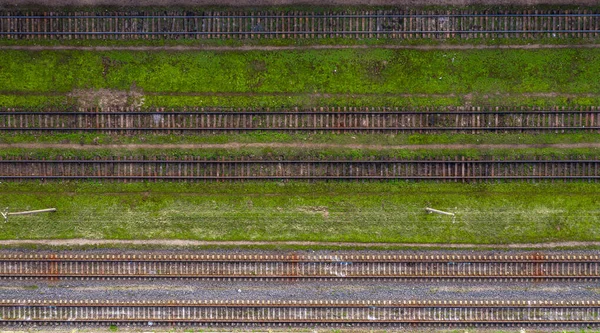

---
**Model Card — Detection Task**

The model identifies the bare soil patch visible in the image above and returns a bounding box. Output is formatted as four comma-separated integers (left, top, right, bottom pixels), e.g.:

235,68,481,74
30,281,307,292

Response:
67,86,144,109
297,206,330,218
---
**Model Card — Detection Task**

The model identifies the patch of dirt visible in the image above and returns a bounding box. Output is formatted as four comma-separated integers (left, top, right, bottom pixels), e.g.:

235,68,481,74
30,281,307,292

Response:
297,206,330,218
67,85,145,109
463,92,473,106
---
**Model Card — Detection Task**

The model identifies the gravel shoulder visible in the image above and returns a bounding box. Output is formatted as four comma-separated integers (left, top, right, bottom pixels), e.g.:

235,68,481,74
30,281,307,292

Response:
2,279,598,302
1,239,600,249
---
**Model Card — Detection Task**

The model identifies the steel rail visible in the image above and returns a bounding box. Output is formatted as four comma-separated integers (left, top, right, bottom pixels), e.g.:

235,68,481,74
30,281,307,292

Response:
0,300,598,326
1,253,595,262
5,273,598,279
3,11,597,40
0,160,596,181
0,318,600,327
0,159,595,163
0,127,595,131
0,110,594,115
4,175,596,179
3,109,598,132
2,30,598,35
2,299,598,307
1,254,598,279
2,14,600,19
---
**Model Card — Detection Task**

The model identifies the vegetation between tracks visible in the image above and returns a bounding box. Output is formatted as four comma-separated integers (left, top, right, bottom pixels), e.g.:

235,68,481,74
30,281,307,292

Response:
0,36,599,48
0,48,599,109
1,146,600,159
1,182,599,244
5,93,600,109
4,133,600,147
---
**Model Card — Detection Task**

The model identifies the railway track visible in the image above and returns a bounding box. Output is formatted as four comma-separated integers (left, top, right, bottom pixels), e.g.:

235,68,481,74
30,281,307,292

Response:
0,10,599,40
0,299,598,326
0,157,598,181
2,107,600,133
1,253,598,279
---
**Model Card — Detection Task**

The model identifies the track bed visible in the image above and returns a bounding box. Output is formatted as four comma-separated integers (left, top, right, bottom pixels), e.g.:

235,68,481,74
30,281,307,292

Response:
1,10,599,40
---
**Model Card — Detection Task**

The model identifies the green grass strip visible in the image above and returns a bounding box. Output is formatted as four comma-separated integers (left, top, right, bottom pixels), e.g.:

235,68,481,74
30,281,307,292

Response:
1,181,599,244
1,147,599,159
3,132,600,146
6,94,600,109
1,48,599,96
0,36,598,48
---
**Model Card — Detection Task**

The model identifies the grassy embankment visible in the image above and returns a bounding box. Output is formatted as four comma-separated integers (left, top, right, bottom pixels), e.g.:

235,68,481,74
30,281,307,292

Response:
1,48,599,108
1,48,599,145
1,147,598,247
1,181,599,245
0,36,597,48
1,27,600,246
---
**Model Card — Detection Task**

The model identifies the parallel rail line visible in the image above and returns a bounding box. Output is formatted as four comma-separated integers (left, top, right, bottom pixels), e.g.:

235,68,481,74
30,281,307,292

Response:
0,158,598,181
2,107,600,133
1,10,599,39
0,300,599,326
0,253,598,279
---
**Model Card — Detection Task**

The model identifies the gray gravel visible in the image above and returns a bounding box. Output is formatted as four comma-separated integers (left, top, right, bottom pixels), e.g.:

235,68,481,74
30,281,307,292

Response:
1,249,597,332
0,248,598,257
1,279,598,302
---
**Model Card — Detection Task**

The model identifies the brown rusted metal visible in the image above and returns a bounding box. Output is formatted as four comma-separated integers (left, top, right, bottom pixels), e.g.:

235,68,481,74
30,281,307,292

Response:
2,107,600,134
48,253,58,282
0,253,597,280
0,159,598,182
0,10,598,40
532,252,547,277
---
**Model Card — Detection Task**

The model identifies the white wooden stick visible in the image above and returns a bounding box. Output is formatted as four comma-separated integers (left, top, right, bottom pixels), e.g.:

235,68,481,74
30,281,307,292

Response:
425,207,455,216
2,208,56,221
7,208,57,216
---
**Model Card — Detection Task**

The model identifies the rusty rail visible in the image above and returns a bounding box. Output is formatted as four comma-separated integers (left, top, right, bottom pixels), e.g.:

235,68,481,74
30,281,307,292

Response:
0,158,598,181
0,253,598,279
0,299,598,326
1,107,599,134
0,10,599,40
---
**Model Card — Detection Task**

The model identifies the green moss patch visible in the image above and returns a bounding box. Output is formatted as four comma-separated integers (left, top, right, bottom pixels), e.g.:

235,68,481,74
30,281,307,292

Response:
0,48,599,108
1,182,599,244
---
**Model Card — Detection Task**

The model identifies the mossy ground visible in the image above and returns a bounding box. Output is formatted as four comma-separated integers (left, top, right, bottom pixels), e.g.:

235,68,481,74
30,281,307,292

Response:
0,146,599,159
2,132,600,146
1,19,600,246
1,182,599,244
1,48,599,109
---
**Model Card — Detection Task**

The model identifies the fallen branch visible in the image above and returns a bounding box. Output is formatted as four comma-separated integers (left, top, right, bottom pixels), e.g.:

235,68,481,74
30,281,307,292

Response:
425,207,455,216
2,208,57,222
